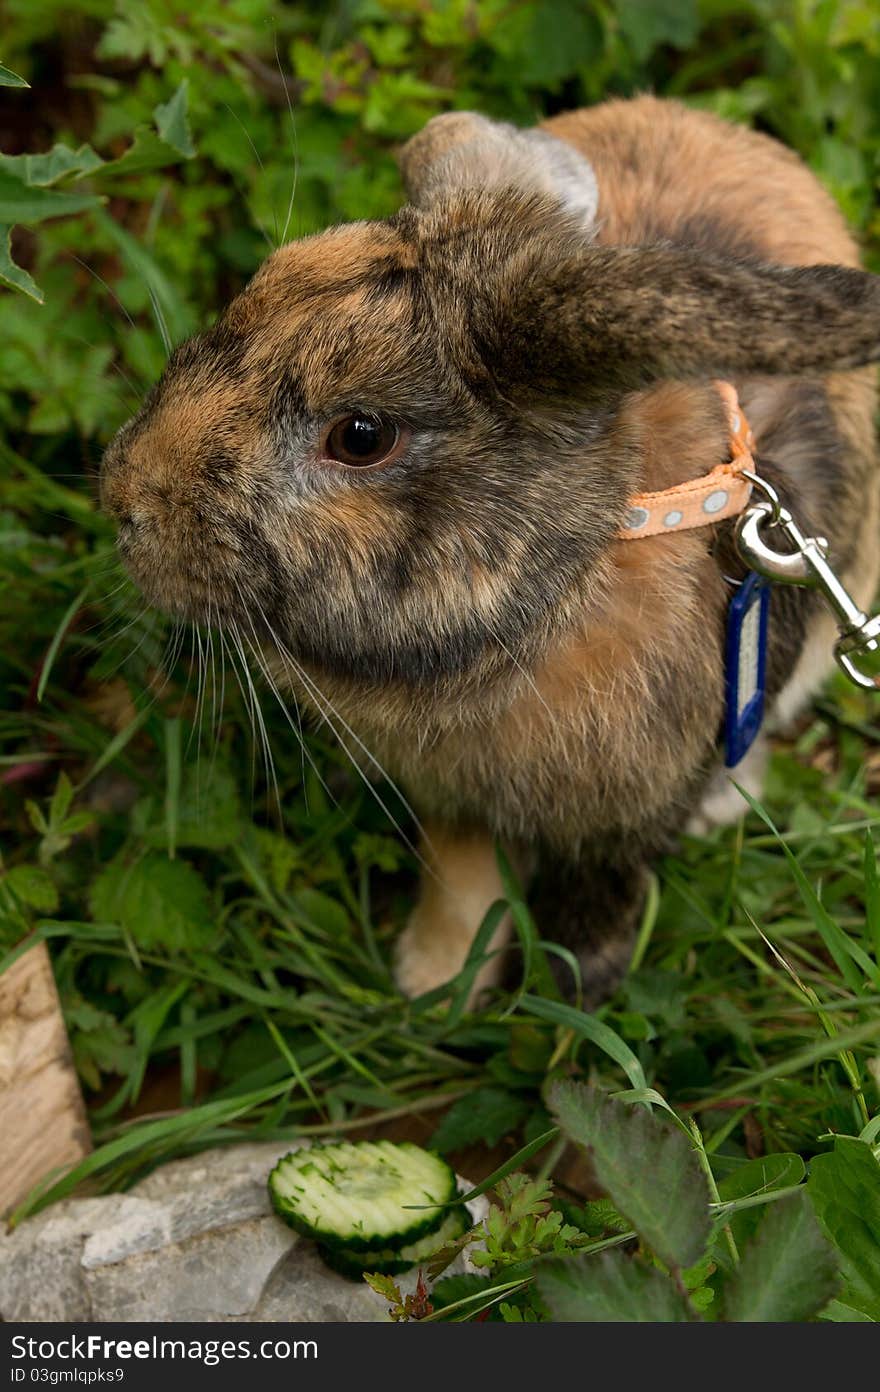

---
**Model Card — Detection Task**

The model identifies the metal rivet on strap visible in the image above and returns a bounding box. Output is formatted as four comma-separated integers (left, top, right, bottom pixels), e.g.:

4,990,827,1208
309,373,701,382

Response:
703,490,729,515
624,506,650,530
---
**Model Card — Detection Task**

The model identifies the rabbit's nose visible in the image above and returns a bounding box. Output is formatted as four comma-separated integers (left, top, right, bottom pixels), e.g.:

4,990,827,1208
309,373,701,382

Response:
102,448,172,520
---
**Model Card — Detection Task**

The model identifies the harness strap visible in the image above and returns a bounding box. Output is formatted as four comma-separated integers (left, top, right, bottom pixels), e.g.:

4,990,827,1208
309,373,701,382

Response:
617,380,755,540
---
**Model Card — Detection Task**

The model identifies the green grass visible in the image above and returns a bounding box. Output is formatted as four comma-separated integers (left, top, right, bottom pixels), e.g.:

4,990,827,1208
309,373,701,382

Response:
1,0,879,1312
3,486,879,1228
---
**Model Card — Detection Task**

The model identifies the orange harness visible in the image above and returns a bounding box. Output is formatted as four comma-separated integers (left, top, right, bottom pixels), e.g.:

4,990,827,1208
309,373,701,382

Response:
615,382,880,691
617,381,755,540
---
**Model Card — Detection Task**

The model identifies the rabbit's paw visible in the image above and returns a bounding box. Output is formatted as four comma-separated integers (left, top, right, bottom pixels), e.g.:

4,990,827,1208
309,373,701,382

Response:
394,902,507,1004
688,738,767,836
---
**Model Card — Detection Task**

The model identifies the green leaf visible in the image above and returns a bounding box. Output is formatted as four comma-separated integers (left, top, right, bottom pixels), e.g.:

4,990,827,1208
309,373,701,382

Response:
249,827,300,895
289,888,351,939
717,1153,807,1245
4,865,58,913
362,1271,404,1310
93,84,197,185
0,222,41,300
0,171,102,224
90,852,216,953
0,63,28,87
682,1252,716,1293
718,1153,807,1202
431,1087,530,1153
353,832,406,875
430,1273,490,1311
49,770,75,826
808,1138,880,1320
561,1196,631,1238
150,757,242,851
537,1250,694,1321
721,1191,839,1322
0,143,103,187
860,1114,880,1146
154,81,195,159
521,995,646,1089
93,128,189,180
548,1081,711,1270
615,0,700,61
820,1298,875,1323
521,1,601,86
611,1086,693,1137
67,999,135,1089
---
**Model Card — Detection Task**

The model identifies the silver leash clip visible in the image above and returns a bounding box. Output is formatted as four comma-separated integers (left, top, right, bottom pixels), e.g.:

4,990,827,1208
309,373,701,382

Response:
735,472,880,691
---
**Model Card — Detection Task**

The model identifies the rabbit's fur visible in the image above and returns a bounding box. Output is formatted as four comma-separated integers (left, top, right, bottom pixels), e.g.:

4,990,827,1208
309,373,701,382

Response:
102,96,880,1006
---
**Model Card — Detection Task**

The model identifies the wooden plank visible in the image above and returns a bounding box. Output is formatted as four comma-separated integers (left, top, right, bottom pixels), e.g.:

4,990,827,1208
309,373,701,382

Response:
0,942,91,1218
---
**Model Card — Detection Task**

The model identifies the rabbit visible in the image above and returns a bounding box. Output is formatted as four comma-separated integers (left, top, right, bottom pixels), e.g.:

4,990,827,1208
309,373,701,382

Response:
101,94,880,1009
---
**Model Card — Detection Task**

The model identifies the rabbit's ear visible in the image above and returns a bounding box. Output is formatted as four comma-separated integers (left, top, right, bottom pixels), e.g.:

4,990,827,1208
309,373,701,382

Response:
481,243,880,404
399,112,599,232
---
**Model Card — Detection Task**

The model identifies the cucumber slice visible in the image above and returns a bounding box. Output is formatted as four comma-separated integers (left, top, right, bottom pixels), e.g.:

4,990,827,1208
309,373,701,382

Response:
269,1140,457,1252
319,1205,472,1280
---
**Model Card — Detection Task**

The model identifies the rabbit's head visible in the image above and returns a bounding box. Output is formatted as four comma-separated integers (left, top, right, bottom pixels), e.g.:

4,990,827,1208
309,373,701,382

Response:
101,112,880,693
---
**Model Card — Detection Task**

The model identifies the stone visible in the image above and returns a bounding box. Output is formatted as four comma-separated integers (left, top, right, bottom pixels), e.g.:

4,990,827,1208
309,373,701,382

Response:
246,1241,393,1323
83,1218,306,1323
0,1139,483,1323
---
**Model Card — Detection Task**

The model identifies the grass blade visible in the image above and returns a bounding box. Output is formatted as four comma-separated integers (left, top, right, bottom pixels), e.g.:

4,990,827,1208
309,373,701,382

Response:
36,583,91,703
737,786,879,991
519,994,646,1090
864,831,880,968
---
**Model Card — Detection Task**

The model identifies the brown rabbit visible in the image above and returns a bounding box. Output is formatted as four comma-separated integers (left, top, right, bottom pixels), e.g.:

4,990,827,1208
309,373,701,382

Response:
101,96,880,1007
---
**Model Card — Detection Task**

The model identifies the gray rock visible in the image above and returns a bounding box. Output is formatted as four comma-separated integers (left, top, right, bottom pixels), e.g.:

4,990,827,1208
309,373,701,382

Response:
0,1140,482,1323
0,1196,127,1322
84,1218,306,1322
248,1241,389,1323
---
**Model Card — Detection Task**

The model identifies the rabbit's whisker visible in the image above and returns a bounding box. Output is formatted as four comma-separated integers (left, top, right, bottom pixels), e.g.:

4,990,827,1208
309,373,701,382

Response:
228,618,283,819
240,623,332,811
219,624,259,785
227,574,326,808
246,603,436,876
479,614,561,729
93,605,159,682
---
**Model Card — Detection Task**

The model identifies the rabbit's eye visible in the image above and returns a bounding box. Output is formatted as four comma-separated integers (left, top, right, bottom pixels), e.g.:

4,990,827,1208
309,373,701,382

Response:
323,414,400,467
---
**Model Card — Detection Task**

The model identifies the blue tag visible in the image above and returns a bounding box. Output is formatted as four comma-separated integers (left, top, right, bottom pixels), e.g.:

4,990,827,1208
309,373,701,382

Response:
724,572,770,767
